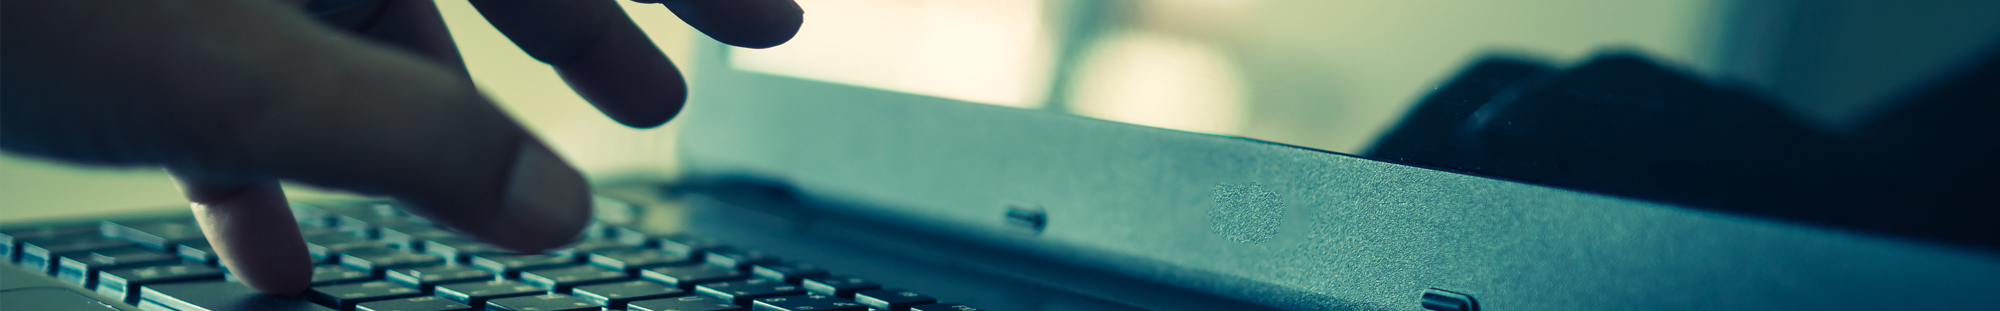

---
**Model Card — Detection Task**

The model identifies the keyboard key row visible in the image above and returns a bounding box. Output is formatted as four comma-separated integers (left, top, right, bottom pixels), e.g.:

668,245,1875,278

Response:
1,223,100,261
55,246,181,287
142,281,336,311
105,257,970,311
6,205,985,311
309,281,425,310
472,254,578,277
101,218,205,250
519,265,628,291
803,276,882,298
630,295,743,311
573,280,685,308
18,235,137,274
95,264,225,304
314,264,375,285
752,262,829,283
342,249,446,272
388,264,495,287
434,279,546,307
855,289,939,311
754,294,870,311
357,295,472,311
643,264,746,288
590,249,693,272
487,294,602,311
697,278,805,305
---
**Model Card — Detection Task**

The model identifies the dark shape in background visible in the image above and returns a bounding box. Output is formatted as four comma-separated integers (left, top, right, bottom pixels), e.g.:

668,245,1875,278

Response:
1368,50,2000,251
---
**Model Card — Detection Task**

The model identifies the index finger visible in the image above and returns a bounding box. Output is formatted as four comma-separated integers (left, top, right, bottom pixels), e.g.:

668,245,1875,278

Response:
466,0,800,128
652,0,805,49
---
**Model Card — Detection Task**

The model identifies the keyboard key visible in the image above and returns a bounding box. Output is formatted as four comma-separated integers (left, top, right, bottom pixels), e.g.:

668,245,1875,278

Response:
337,216,428,238
628,295,744,311
607,227,658,246
909,303,985,311
485,293,604,311
140,281,336,311
341,250,446,272
470,254,575,277
641,264,746,289
703,248,778,269
582,222,611,239
377,225,457,249
433,279,547,307
357,295,475,311
1,224,99,261
300,225,348,238
589,249,692,272
854,289,936,311
101,218,204,250
308,280,425,310
387,264,495,288
572,280,687,309
423,238,513,261
312,264,375,285
331,214,383,235
548,239,640,259
695,278,806,305
94,264,224,303
322,202,409,233
751,262,829,283
19,236,135,274
802,276,881,298
752,294,870,311
176,240,217,264
293,203,338,227
307,200,399,214
55,246,180,287
305,233,390,262
519,265,629,292
658,235,725,257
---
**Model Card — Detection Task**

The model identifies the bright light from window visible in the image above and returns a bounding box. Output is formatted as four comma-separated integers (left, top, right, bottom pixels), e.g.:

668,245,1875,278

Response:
1070,31,1248,135
729,0,1054,108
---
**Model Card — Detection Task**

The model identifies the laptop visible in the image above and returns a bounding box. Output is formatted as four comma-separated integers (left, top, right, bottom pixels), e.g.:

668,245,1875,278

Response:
7,21,2000,311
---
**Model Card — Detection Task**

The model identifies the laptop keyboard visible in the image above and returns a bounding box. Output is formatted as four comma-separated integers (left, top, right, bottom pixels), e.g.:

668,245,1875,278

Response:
1,201,986,311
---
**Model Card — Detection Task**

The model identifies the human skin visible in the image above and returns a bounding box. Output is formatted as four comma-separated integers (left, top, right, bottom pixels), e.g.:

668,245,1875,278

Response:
0,0,801,295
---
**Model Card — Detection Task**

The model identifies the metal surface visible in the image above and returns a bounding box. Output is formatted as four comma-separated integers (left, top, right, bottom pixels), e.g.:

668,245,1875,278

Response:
670,189,1223,311
675,40,2000,310
3,249,143,311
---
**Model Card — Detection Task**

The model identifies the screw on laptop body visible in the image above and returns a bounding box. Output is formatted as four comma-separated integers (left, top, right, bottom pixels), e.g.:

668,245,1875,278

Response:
1004,204,1046,234
1421,288,1479,311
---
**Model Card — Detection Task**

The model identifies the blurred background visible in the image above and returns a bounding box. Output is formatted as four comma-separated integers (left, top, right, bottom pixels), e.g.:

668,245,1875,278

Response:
5,0,1998,221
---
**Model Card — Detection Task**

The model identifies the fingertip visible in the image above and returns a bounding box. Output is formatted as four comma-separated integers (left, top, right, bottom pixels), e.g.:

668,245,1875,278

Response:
603,95,684,129
574,64,684,128
663,0,804,49
489,140,594,252
186,182,314,296
550,17,689,129
244,271,312,297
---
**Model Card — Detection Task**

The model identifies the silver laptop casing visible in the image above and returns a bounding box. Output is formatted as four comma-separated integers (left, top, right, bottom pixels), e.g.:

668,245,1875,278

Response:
673,41,2000,310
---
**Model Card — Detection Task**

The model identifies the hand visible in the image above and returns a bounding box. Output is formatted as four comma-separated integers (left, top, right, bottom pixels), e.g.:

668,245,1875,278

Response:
0,0,801,295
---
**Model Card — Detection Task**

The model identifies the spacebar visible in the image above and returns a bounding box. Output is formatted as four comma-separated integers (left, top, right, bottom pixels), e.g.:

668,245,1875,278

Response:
138,281,335,311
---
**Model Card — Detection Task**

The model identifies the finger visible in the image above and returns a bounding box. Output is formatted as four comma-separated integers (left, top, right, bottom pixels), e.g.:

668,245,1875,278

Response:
468,0,689,128
654,0,805,49
300,0,389,30
178,179,313,295
349,0,470,78
222,40,595,253
2,0,593,252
